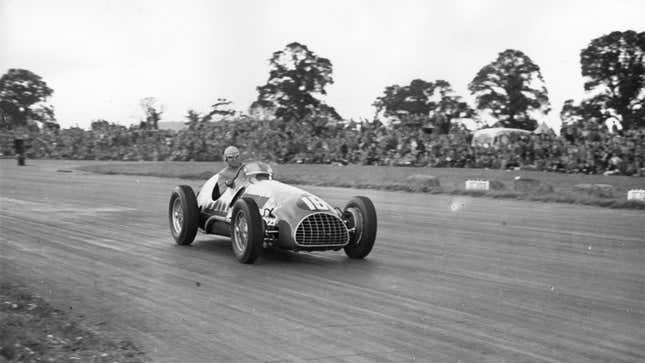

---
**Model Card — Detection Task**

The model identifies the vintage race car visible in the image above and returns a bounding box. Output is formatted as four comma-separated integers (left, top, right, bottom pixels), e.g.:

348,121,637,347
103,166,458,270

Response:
168,161,377,264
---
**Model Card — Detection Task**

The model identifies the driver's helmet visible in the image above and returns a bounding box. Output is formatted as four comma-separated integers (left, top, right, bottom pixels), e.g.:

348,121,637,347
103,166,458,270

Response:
224,146,240,160
223,146,241,167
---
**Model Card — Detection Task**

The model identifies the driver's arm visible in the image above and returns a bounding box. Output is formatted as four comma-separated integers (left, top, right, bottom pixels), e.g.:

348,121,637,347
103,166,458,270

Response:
216,167,235,191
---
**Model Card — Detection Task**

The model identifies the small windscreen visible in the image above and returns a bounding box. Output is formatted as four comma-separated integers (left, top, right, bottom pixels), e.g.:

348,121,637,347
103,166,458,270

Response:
243,162,273,178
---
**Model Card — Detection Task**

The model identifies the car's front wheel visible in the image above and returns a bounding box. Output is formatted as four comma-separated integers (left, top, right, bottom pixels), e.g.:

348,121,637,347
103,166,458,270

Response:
169,185,199,245
343,196,377,259
231,197,264,264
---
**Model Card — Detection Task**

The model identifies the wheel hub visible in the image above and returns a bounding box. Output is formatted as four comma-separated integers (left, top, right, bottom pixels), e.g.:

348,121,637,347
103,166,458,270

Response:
233,212,249,253
172,198,183,233
344,207,363,244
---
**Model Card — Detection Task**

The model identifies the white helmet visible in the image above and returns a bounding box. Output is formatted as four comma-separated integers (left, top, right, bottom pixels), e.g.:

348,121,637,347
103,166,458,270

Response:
224,146,240,159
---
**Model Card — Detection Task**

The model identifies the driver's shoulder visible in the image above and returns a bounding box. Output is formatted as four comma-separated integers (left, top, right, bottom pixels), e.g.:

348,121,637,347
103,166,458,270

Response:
216,166,236,178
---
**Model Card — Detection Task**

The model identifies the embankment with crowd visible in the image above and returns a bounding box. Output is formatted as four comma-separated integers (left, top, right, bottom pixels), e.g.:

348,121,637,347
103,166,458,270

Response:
1,118,643,176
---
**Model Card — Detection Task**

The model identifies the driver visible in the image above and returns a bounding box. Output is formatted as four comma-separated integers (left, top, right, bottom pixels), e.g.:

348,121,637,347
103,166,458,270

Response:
217,146,243,193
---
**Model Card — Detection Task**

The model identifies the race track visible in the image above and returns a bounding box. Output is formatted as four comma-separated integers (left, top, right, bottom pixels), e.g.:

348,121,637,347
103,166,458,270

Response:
1,160,644,362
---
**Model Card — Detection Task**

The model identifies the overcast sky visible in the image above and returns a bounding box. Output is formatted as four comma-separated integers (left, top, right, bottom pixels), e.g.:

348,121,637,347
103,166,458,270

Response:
1,0,644,129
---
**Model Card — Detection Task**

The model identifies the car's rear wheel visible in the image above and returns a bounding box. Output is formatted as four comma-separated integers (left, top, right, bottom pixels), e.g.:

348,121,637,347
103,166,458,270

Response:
231,197,264,264
169,185,199,245
343,196,377,259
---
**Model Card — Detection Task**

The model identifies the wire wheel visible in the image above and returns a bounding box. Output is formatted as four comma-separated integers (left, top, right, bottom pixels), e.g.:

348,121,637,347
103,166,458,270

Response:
168,185,199,246
344,207,364,245
231,197,263,264
171,197,184,234
233,211,249,255
343,196,377,259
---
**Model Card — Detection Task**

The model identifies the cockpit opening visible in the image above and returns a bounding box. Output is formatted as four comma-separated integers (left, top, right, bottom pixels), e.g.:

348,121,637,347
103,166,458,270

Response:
254,173,271,181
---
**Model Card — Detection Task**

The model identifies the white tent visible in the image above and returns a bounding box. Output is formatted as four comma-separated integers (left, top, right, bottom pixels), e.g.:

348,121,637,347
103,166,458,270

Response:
471,127,531,147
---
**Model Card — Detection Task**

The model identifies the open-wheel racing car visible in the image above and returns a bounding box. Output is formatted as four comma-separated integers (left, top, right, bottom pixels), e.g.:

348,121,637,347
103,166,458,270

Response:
168,161,377,264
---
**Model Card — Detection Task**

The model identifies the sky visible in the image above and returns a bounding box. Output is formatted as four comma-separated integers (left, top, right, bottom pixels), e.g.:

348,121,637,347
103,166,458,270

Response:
1,0,644,130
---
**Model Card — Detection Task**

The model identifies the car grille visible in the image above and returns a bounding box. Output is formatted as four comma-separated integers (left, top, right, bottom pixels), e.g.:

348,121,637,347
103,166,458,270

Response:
295,213,349,247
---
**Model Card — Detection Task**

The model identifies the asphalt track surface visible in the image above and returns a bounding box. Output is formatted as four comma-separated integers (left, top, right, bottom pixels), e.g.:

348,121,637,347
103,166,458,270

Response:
1,160,644,362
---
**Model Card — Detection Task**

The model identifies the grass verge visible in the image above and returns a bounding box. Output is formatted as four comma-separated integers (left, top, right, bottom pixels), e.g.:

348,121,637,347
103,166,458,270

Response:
0,282,146,362
77,161,645,210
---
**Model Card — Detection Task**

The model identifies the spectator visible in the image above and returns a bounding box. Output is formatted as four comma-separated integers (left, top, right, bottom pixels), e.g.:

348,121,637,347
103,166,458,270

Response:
1,116,642,176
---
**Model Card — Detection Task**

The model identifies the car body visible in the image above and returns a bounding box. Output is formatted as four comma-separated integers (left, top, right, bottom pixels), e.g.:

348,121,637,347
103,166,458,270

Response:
169,161,377,263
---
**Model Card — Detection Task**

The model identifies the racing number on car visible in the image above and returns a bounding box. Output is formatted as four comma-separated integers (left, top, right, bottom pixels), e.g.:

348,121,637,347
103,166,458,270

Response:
301,195,328,210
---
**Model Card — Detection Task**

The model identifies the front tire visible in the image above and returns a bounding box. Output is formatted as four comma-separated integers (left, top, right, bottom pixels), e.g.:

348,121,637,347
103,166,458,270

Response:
231,197,264,264
343,196,377,259
169,185,199,245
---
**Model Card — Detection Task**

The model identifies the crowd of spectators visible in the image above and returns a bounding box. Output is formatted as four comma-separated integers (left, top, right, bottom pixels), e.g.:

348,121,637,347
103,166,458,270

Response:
1,117,643,176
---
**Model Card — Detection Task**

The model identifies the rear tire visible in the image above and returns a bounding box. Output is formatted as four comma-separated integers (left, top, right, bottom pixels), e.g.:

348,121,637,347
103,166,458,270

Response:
231,197,264,264
169,185,199,245
343,196,377,259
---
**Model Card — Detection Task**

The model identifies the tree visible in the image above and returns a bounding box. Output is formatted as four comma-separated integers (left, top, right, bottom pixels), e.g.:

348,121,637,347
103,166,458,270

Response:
184,109,203,130
0,68,55,129
559,98,606,126
374,79,434,117
139,97,163,129
91,119,111,131
373,79,473,133
469,49,550,130
206,98,238,122
184,98,238,130
253,42,340,121
580,30,645,130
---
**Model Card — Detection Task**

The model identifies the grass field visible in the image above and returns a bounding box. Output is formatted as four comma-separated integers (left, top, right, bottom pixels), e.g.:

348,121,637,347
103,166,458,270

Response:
77,161,645,209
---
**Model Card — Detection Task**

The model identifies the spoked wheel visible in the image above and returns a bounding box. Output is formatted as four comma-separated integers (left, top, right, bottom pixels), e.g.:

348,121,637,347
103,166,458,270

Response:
171,198,184,233
343,196,377,259
231,197,264,264
233,211,249,253
168,185,199,245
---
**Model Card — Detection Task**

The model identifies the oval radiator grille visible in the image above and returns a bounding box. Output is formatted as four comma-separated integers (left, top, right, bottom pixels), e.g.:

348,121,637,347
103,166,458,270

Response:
295,213,349,247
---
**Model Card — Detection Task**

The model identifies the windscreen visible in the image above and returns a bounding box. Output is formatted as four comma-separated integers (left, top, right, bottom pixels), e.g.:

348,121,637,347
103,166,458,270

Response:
243,162,273,179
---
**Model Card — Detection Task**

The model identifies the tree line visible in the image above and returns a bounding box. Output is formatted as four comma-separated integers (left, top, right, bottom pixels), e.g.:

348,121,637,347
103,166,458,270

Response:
1,30,643,134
